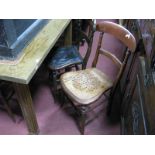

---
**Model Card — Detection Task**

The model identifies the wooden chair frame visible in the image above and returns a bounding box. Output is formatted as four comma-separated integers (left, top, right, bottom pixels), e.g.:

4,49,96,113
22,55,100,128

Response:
61,21,136,134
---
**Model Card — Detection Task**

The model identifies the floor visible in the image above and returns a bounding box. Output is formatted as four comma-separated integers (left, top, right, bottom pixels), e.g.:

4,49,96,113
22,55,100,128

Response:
0,19,124,135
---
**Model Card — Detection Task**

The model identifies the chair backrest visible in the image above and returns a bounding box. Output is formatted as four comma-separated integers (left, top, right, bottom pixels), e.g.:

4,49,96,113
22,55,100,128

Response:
73,19,96,69
92,21,136,95
82,19,96,69
96,21,136,52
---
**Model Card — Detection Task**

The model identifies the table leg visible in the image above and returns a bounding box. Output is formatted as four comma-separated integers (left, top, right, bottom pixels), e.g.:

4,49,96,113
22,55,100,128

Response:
14,83,39,134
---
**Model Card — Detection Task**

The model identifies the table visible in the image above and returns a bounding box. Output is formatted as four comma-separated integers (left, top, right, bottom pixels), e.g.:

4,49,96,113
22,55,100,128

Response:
0,19,71,134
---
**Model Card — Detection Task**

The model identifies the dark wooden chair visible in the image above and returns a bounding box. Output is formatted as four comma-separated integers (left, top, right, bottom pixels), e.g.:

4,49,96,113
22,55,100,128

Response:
72,19,95,46
0,81,16,122
60,21,136,134
48,20,96,101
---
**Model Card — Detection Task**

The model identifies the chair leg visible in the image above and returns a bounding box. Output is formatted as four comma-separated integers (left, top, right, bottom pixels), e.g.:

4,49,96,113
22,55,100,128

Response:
51,70,59,103
65,66,72,72
3,100,16,122
79,114,85,135
107,84,122,117
0,92,16,122
59,89,67,107
78,105,87,135
75,64,81,70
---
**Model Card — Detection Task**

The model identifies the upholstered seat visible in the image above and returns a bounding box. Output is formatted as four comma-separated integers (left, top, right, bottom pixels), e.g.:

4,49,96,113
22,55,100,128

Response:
48,46,83,70
61,68,113,104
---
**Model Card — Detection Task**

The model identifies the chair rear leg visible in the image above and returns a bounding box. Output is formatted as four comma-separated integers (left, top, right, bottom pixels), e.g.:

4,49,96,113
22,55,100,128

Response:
0,93,15,122
107,84,122,122
51,70,59,103
75,64,82,70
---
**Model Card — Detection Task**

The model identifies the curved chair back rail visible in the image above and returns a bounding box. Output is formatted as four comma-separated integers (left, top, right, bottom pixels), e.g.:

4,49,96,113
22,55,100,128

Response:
96,21,136,52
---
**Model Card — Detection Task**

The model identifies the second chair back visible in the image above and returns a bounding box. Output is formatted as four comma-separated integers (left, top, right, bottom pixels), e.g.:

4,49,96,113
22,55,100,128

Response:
75,19,96,69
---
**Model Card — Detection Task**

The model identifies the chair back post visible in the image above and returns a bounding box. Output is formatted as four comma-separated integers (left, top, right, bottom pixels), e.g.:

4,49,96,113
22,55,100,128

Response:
92,32,104,67
82,19,96,69
110,49,131,98
82,33,94,69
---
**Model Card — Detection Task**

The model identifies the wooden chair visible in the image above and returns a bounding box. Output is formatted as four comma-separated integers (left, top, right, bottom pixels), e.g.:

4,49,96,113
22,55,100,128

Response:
60,21,136,134
72,19,95,46
0,81,16,122
48,20,95,101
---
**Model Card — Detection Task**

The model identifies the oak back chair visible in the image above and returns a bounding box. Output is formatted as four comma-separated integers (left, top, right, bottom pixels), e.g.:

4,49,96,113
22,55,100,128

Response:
60,21,136,134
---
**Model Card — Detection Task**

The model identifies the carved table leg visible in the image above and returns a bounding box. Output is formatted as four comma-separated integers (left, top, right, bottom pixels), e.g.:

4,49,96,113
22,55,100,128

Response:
14,83,39,135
